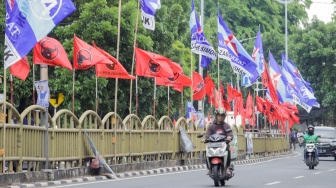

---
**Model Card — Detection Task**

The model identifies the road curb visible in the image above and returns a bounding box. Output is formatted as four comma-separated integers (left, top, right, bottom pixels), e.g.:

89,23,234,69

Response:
4,152,295,188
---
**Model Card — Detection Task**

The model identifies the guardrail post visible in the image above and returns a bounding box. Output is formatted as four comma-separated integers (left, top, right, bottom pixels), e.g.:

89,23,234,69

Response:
41,108,49,169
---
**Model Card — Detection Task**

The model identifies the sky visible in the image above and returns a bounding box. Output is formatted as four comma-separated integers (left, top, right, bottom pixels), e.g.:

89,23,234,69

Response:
307,0,335,23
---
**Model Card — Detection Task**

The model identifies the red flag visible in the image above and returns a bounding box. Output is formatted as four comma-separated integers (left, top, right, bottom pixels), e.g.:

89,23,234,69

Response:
245,92,253,119
262,61,279,104
172,85,183,92
192,72,206,100
93,43,135,80
220,83,231,111
156,73,192,87
73,35,112,70
234,96,243,119
204,76,215,96
282,102,299,114
256,96,265,113
227,84,242,102
135,48,174,78
156,62,191,87
10,57,30,81
33,37,72,70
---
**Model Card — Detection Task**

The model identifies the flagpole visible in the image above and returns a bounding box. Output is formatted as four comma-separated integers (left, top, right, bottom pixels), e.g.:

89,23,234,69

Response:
72,69,75,114
136,76,138,116
10,75,14,105
114,0,122,164
181,90,184,117
198,0,204,113
217,55,221,107
168,86,170,117
129,0,141,115
95,76,98,113
33,63,36,105
2,68,7,173
153,78,156,118
190,50,193,111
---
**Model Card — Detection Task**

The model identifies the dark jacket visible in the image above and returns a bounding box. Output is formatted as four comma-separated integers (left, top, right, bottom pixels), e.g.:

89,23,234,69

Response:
205,121,233,138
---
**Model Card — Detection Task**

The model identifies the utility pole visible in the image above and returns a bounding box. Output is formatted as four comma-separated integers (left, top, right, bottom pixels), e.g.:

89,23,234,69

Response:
40,64,49,169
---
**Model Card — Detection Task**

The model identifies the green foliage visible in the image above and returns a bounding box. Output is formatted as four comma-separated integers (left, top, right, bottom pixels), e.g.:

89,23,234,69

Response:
1,0,335,124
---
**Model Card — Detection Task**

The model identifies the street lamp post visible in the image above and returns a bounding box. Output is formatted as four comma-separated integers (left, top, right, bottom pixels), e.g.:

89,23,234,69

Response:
274,0,294,148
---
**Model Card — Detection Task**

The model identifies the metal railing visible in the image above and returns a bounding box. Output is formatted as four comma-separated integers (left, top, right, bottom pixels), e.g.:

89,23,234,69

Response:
0,102,289,173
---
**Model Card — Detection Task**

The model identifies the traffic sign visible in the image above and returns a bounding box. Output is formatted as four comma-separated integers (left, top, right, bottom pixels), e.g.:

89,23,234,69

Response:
49,93,65,108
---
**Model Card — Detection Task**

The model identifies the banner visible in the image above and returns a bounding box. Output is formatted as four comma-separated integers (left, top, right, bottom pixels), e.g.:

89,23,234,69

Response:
35,80,50,108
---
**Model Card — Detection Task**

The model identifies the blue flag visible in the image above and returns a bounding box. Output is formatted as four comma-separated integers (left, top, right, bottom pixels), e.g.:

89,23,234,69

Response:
217,11,257,77
141,0,161,30
246,29,264,87
217,11,230,62
281,54,320,108
190,0,216,65
282,60,316,113
4,0,76,69
281,54,313,92
269,52,294,103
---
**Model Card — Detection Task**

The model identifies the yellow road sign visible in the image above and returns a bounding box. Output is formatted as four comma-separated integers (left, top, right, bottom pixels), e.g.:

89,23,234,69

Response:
49,93,65,108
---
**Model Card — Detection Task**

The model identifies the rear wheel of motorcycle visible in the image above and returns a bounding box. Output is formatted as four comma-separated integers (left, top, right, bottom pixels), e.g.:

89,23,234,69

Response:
213,165,220,187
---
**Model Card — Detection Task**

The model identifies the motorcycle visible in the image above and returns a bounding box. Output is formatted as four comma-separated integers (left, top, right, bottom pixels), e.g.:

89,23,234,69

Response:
198,133,234,187
305,141,319,169
298,136,304,147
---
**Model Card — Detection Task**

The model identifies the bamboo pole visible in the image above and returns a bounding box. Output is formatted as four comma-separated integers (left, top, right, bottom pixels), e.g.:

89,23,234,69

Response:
2,68,7,173
129,0,141,114
72,69,75,114
114,0,122,165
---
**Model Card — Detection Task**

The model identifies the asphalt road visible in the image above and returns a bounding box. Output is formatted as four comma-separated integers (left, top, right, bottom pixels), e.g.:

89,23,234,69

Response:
47,147,336,188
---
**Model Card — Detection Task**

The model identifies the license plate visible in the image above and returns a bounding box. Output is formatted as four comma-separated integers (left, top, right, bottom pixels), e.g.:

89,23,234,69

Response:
319,149,326,153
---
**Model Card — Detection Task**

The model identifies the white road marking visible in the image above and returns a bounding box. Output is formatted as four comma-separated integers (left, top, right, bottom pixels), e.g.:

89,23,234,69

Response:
313,172,322,174
329,169,335,171
265,181,281,185
293,176,304,179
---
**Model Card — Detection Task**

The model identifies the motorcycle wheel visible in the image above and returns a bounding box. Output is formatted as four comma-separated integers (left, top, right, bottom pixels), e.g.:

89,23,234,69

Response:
309,157,314,170
212,165,220,187
220,179,225,186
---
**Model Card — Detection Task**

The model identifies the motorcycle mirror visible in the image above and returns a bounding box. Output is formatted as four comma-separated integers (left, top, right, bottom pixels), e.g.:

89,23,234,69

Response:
197,134,204,138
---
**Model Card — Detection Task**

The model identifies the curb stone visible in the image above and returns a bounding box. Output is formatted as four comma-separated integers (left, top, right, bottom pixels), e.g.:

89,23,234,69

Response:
3,152,295,188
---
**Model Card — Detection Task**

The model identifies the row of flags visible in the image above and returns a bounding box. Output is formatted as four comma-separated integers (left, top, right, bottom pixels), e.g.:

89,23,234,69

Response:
8,36,137,81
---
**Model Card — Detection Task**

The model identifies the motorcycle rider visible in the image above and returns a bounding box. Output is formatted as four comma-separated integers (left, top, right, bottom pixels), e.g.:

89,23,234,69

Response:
205,108,233,175
297,130,304,138
303,125,321,162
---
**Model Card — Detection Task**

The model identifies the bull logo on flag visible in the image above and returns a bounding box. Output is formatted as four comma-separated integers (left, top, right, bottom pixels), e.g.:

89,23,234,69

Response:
195,81,204,93
168,72,180,81
105,59,119,70
40,40,59,60
148,58,161,73
76,49,92,66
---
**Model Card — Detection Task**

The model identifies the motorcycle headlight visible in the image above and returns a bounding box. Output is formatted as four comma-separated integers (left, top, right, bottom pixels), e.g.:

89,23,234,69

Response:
215,148,226,156
207,148,215,156
330,141,336,147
